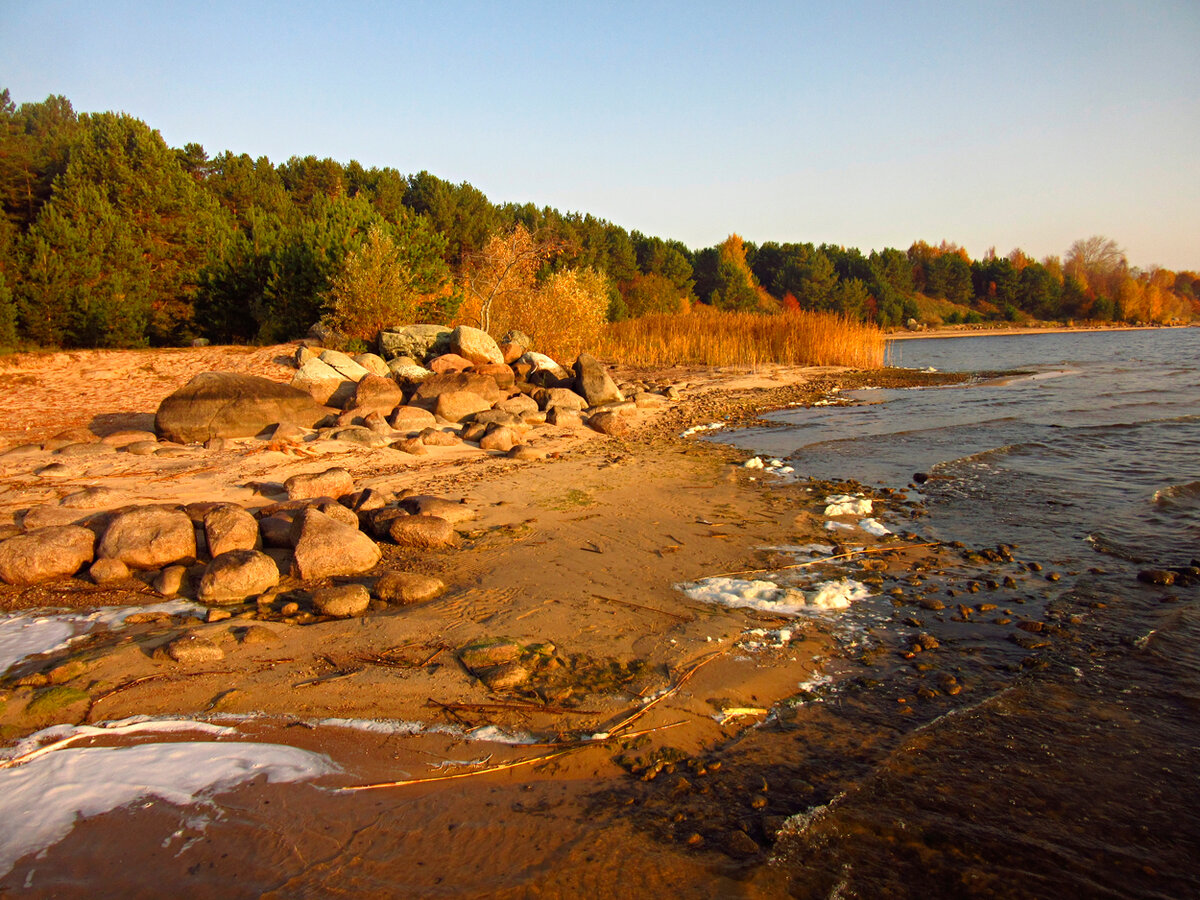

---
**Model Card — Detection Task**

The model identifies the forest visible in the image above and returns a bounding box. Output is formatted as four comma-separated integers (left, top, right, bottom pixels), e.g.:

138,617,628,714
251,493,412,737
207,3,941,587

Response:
1,90,1196,352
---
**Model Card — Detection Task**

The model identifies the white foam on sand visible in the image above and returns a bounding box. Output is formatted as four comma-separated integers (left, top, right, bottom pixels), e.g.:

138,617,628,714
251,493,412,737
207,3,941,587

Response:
0,719,336,878
679,577,871,614
824,495,873,517
680,422,724,437
858,518,893,536
0,601,205,674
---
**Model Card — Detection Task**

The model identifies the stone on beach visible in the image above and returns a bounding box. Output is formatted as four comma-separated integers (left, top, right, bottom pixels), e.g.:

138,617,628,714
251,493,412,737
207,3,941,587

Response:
519,352,572,387
318,349,372,382
388,514,458,549
374,571,446,605
352,353,391,377
400,496,477,524
573,353,625,407
0,525,96,584
428,353,475,374
412,372,502,407
377,324,451,361
352,374,405,412
587,410,629,437
165,633,224,664
291,358,353,407
198,549,280,604
285,467,354,501
204,504,261,556
449,325,505,367
292,508,381,579
435,391,494,423
389,406,438,432
89,557,131,585
312,583,372,617
97,506,196,570
157,372,329,443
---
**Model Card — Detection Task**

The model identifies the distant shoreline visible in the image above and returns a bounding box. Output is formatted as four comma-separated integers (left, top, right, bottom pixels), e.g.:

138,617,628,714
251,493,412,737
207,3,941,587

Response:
886,323,1186,341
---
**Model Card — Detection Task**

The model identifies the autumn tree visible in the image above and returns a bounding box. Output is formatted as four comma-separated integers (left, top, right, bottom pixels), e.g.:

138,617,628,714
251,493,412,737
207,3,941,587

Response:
459,224,556,334
321,220,453,342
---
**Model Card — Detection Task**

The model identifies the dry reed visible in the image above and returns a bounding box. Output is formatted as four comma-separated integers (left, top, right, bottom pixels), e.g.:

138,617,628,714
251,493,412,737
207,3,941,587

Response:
598,307,888,368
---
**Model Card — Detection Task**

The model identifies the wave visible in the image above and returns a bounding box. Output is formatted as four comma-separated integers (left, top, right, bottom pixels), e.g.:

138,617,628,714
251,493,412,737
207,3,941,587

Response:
1085,531,1150,563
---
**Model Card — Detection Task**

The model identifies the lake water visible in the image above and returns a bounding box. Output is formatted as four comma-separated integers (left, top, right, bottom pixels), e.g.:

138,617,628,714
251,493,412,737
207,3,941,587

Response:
721,328,1200,898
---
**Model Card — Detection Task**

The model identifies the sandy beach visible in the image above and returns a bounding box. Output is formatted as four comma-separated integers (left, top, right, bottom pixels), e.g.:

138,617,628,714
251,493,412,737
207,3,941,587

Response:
0,343,962,894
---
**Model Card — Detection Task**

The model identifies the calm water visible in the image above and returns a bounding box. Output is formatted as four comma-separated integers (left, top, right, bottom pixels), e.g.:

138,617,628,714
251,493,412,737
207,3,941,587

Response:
722,329,1200,898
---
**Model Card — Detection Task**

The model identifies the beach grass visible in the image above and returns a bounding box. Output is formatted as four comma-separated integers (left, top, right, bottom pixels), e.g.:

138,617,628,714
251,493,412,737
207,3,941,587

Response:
599,308,888,368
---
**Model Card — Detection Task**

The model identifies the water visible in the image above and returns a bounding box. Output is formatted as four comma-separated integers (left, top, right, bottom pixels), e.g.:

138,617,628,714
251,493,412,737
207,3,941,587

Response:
718,329,1200,898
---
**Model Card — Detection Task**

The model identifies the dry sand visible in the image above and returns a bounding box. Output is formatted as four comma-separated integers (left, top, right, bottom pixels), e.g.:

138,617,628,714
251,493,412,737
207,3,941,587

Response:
0,344,946,896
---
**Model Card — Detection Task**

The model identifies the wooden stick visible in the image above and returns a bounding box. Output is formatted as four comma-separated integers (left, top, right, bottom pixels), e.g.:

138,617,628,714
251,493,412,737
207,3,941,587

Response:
338,748,577,791
426,700,599,716
607,649,728,736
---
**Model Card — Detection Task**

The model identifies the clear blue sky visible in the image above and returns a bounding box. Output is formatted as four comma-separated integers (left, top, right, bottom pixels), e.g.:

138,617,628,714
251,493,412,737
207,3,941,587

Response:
3,0,1198,270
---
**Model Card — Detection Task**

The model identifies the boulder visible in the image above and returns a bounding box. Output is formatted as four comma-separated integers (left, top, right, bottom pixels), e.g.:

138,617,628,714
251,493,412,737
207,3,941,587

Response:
157,372,329,443
292,508,382,580
98,506,196,570
389,406,438,432
460,423,487,443
258,516,295,549
285,467,354,501
411,373,502,407
204,505,261,557
374,571,446,605
89,557,131,585
419,428,460,447
377,324,451,362
165,634,224,664
198,550,280,604
547,407,583,428
0,526,95,585
100,430,158,447
60,486,122,510
499,342,525,365
368,506,410,539
353,353,391,377
588,410,630,437
473,363,516,390
318,349,371,383
292,359,355,407
449,325,504,366
471,409,524,428
393,437,428,455
541,387,589,412
153,565,189,596
634,391,668,409
573,353,625,406
387,358,434,389
399,496,477,525
428,353,475,374
313,584,371,618
388,515,458,549
479,426,518,453
518,352,572,387
332,426,392,448
508,445,545,461
496,394,539,416
435,391,494,423
352,374,404,413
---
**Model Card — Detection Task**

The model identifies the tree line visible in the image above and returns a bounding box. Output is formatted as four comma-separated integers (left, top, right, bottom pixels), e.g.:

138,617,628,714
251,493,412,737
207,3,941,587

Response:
0,90,1195,350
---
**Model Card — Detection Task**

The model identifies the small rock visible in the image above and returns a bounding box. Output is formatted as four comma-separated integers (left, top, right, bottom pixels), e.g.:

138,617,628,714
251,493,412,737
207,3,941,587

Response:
1137,569,1176,586
293,508,382,579
388,515,458,549
166,634,225,664
479,426,517,453
285,467,354,501
587,411,629,437
374,571,446,605
480,661,529,691
204,504,261,556
419,427,460,447
240,624,281,644
429,352,476,374
313,583,371,617
89,557,130,585
389,406,438,432
508,445,544,461
153,565,189,596
459,639,523,670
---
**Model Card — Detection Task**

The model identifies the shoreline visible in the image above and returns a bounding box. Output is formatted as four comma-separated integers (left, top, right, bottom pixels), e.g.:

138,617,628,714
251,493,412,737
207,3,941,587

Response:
886,322,1186,341
0,345,981,892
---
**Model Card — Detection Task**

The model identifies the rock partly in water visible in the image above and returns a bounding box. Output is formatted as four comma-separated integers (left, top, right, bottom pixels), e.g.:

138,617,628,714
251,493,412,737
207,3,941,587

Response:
312,583,371,617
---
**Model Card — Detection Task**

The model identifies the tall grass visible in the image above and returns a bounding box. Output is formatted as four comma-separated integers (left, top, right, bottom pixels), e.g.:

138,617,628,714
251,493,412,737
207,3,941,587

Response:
599,307,888,368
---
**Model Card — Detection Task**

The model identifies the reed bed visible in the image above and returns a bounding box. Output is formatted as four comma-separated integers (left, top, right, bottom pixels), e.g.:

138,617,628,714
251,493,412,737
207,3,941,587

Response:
599,308,888,368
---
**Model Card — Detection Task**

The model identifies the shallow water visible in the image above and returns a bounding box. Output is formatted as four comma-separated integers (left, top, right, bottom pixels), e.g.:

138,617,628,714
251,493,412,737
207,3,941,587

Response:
720,328,1200,897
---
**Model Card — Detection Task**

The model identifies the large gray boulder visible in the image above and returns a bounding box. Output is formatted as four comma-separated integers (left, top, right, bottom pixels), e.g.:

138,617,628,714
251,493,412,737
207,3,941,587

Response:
156,372,328,443
573,353,625,407
518,352,572,388
97,506,197,570
291,358,352,407
318,349,371,383
377,324,452,362
0,526,95,585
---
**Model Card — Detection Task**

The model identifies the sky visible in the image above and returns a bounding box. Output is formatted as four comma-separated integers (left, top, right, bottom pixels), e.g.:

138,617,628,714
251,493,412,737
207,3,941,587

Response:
3,0,1198,269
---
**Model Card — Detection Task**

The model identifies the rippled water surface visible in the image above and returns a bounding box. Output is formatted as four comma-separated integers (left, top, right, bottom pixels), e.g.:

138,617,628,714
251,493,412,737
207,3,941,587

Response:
721,328,1200,898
